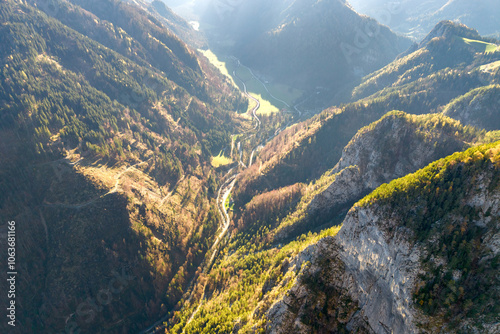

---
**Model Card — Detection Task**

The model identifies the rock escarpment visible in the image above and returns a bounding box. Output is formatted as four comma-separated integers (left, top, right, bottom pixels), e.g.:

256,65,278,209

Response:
267,204,421,334
266,143,500,333
276,111,475,240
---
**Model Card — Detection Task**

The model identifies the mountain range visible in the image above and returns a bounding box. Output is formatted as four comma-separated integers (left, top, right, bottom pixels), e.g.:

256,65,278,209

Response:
0,0,499,333
349,0,500,40
164,16,500,334
198,0,413,104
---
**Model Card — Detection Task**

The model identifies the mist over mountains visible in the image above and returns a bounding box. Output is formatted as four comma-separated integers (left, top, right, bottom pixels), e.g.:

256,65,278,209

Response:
194,0,412,104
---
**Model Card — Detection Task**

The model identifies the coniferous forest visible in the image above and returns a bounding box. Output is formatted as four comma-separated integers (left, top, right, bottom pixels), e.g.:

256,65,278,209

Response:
1,1,499,333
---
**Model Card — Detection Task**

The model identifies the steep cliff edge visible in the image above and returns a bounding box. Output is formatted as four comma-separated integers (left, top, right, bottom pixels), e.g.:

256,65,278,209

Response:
274,111,487,240
267,142,500,333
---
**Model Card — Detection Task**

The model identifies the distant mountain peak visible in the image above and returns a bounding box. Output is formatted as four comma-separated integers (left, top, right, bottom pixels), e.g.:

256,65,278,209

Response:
401,20,482,58
421,20,480,45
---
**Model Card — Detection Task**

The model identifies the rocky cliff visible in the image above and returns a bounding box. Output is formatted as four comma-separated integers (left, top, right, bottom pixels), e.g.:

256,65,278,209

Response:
275,111,482,240
266,142,500,333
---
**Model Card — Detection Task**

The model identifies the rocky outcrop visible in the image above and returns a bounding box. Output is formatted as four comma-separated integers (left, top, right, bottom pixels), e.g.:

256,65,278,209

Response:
276,112,473,241
308,165,368,216
267,192,500,333
336,207,421,333
267,203,421,334
266,144,500,333
266,237,375,334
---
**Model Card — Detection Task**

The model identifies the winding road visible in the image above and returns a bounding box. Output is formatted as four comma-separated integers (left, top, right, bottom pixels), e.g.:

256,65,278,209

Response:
179,65,266,332
237,61,298,114
183,173,237,329
234,69,261,129
140,57,304,334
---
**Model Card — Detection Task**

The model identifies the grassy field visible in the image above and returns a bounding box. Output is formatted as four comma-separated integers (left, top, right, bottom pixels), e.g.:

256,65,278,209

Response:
267,82,303,105
249,93,280,115
232,134,243,142
224,193,234,211
211,150,233,167
201,49,304,115
462,37,500,54
246,95,259,114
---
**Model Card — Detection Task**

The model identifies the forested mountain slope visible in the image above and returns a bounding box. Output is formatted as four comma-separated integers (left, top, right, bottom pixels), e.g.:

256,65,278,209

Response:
167,124,500,333
164,21,500,333
232,21,500,210
352,21,499,100
273,111,497,241
147,0,206,48
0,0,246,333
443,84,500,130
2,1,499,332
267,142,500,333
199,0,411,101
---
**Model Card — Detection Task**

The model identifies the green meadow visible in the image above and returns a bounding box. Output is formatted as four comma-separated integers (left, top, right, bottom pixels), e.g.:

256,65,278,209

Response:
201,49,303,114
462,37,500,54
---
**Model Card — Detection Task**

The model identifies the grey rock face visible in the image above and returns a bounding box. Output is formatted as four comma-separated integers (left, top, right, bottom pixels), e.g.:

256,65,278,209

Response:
267,204,421,334
286,113,469,239
337,207,421,334
266,170,500,334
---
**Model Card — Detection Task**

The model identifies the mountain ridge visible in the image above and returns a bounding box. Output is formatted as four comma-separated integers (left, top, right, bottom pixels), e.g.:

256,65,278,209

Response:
1,2,500,333
267,141,500,332
199,0,412,105
163,19,500,333
0,0,247,332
